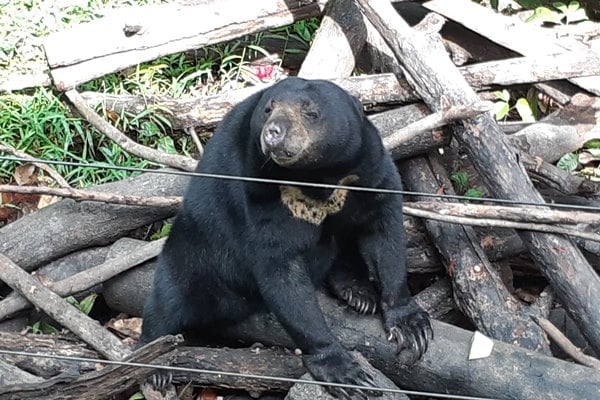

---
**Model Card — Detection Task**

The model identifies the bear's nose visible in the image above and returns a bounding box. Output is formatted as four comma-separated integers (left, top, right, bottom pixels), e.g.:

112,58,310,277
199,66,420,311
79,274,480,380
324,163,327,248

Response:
263,122,286,147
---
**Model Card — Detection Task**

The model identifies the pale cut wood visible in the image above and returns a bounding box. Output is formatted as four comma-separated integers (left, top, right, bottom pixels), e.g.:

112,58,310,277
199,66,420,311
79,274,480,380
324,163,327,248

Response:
0,253,131,361
512,93,600,163
424,0,600,95
298,0,366,78
81,48,600,131
357,0,600,355
44,0,326,89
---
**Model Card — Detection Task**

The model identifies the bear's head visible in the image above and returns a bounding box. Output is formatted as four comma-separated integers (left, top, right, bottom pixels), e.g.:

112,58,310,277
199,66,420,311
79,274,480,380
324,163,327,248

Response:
251,77,367,170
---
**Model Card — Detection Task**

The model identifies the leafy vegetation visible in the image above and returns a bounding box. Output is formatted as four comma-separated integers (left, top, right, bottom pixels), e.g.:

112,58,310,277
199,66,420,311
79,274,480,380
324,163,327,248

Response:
487,0,589,24
557,139,600,181
491,89,537,122
0,0,320,187
31,293,98,334
450,171,486,199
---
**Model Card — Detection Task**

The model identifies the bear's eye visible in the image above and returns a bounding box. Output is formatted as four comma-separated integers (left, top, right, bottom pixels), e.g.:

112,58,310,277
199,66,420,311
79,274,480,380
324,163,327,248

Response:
265,100,274,115
302,110,319,120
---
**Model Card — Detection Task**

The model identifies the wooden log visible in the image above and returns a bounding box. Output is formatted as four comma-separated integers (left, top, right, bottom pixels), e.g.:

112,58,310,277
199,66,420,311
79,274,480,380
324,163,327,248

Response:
512,93,600,163
80,74,408,131
43,0,326,89
0,170,187,271
357,0,600,355
0,238,164,320
3,313,598,400
298,0,366,78
0,360,43,385
223,294,600,400
424,0,600,96
286,352,409,400
81,44,600,131
0,253,130,361
400,156,550,352
0,336,179,400
0,332,98,378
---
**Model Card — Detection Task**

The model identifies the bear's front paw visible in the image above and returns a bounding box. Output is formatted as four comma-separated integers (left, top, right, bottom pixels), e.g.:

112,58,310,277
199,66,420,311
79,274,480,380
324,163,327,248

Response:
384,300,433,364
303,343,376,400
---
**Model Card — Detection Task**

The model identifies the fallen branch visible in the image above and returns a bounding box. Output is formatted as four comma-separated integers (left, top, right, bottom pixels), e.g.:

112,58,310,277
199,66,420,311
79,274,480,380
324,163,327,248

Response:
0,238,165,320
383,101,492,150
357,0,600,354
298,0,366,79
65,89,197,171
3,183,595,242
0,336,180,400
403,208,600,242
533,316,600,370
0,145,70,188
0,184,181,208
0,253,130,361
406,201,600,226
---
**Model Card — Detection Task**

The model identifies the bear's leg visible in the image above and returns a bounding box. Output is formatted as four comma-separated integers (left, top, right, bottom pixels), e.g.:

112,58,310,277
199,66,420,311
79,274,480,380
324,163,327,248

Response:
139,285,186,345
328,257,379,315
256,258,375,400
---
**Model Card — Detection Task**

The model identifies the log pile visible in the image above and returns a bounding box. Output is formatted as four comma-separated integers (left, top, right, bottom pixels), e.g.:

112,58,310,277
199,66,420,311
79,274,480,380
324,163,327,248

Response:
1,1,599,399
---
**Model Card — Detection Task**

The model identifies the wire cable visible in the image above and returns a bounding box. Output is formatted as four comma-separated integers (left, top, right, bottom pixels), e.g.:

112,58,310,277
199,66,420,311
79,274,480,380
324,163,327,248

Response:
1,155,599,212
0,348,498,400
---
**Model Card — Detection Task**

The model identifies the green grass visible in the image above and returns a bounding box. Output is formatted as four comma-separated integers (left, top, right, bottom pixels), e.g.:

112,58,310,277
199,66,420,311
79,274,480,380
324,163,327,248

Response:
0,0,321,187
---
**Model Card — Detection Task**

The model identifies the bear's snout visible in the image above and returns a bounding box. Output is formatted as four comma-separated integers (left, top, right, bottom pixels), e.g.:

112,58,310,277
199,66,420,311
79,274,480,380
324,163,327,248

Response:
262,121,286,148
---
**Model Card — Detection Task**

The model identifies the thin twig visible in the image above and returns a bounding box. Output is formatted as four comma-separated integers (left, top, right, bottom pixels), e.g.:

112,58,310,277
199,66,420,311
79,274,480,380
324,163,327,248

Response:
65,89,198,171
406,201,600,226
383,101,492,150
0,238,165,320
0,145,70,188
532,316,600,369
0,184,181,207
404,206,600,243
0,253,130,360
185,126,204,158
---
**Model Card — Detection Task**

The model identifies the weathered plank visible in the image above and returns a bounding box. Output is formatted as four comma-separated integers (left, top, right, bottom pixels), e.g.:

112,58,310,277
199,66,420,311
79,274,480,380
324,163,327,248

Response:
424,0,600,95
43,0,326,89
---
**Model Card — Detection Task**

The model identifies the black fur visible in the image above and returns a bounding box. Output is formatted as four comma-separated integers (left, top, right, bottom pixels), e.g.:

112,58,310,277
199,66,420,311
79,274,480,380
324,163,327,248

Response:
141,78,432,399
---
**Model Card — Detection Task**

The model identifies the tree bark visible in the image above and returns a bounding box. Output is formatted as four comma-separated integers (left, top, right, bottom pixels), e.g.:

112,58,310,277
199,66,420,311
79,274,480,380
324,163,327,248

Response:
0,170,187,271
400,156,550,352
224,294,600,400
0,254,130,361
0,336,178,400
298,0,366,78
357,0,600,355
43,0,327,89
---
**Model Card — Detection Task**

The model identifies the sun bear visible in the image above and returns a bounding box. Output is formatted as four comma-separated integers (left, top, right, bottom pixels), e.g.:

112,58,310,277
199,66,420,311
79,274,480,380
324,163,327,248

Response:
140,77,432,399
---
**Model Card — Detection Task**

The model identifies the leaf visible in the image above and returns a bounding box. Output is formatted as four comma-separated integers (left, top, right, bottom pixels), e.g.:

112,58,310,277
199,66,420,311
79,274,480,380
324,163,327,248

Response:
32,321,60,335
78,293,98,315
465,188,485,198
526,6,562,24
128,392,145,400
493,89,510,102
557,152,579,172
515,98,535,122
583,139,600,149
157,136,177,154
450,171,469,192
553,2,568,13
14,164,37,185
66,296,79,307
492,101,510,120
566,7,588,23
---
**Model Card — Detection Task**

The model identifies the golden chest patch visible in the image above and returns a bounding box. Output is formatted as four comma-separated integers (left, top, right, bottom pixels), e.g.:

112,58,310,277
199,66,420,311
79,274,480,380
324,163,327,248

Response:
280,175,359,225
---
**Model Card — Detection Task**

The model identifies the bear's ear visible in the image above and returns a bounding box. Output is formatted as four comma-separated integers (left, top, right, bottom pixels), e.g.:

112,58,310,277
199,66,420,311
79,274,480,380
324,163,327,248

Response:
351,95,365,118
